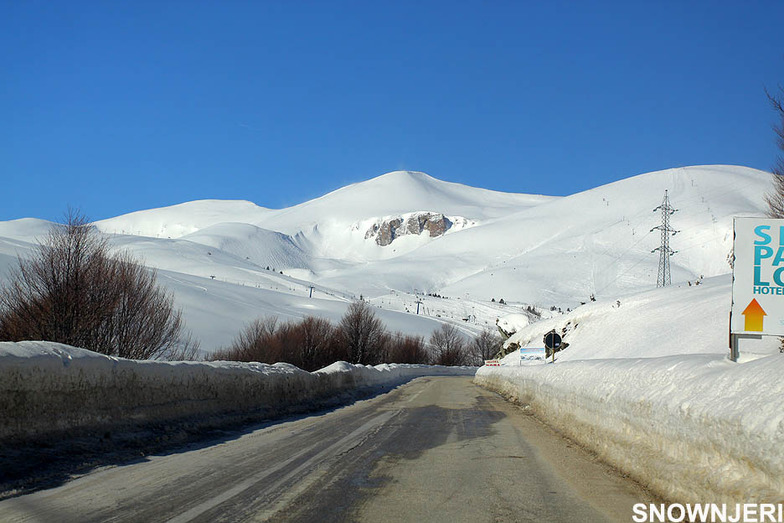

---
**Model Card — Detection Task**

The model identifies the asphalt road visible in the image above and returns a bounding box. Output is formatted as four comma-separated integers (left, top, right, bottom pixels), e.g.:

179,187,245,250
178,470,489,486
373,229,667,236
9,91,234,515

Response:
0,376,653,522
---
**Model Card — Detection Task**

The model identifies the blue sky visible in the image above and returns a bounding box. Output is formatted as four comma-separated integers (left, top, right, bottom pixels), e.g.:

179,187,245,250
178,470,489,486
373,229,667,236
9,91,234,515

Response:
2,1,784,222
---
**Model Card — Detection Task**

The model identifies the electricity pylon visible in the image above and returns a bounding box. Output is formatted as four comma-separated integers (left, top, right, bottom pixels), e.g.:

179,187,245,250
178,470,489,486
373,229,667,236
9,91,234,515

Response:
651,190,678,287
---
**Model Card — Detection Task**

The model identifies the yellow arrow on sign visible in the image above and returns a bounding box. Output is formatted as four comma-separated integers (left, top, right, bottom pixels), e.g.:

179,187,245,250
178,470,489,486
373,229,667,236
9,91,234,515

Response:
742,299,767,331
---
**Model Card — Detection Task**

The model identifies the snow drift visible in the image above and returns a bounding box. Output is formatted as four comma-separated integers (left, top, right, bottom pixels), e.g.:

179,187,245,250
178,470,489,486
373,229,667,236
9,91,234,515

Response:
475,355,784,505
474,275,784,504
0,341,475,445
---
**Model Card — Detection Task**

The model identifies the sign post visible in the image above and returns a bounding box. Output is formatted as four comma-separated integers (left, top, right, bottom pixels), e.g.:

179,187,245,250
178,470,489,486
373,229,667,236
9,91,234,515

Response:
729,218,784,361
543,330,562,363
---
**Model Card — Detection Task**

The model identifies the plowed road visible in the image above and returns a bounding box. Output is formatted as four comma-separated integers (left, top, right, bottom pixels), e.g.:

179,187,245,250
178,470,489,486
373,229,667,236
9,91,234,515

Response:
0,376,653,522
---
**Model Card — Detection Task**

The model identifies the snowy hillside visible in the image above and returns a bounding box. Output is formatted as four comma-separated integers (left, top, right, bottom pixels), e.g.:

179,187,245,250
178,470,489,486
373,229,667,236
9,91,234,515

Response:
0,165,772,354
181,223,315,274
97,171,555,262
499,274,779,363
298,165,769,303
436,165,765,305
94,199,275,239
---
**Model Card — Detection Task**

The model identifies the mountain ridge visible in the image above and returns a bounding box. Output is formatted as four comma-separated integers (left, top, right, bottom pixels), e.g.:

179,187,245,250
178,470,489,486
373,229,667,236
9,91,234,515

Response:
0,164,773,353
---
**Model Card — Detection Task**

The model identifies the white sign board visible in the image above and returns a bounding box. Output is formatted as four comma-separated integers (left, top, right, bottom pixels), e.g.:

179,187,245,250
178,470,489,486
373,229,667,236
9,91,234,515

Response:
731,218,784,335
519,347,546,365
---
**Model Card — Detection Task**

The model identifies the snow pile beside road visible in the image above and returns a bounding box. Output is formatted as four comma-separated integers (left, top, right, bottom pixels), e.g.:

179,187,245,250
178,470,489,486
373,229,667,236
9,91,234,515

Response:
476,355,784,504
475,276,784,503
0,341,474,445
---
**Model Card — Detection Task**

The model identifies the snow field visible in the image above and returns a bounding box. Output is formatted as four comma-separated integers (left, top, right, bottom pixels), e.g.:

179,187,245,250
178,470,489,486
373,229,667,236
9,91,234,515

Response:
0,341,475,445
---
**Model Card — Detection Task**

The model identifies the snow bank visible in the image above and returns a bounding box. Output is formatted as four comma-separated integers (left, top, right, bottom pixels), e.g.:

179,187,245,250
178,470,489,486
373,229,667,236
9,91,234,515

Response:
495,313,530,338
475,354,784,504
0,341,475,445
477,277,784,503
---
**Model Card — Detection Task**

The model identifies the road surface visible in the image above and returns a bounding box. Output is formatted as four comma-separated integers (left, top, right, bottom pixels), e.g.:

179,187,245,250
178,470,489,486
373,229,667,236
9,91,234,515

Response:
0,376,653,522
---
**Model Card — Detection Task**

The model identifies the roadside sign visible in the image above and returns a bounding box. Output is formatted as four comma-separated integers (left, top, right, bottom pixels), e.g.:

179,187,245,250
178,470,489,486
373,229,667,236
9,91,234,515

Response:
731,218,784,336
519,347,546,365
542,330,562,364
543,331,562,350
483,360,501,367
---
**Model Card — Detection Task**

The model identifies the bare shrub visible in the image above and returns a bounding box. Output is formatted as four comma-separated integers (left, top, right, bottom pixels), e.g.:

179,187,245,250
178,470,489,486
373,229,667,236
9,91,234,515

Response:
273,321,305,366
387,332,430,364
337,300,387,365
108,252,199,360
0,211,195,360
213,316,343,371
164,332,201,361
275,317,340,371
212,317,281,363
297,316,341,370
471,327,503,364
216,305,475,369
429,323,469,366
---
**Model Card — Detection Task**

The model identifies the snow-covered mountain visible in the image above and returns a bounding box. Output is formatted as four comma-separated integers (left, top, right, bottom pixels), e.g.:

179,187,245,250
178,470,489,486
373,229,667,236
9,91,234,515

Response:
0,165,772,354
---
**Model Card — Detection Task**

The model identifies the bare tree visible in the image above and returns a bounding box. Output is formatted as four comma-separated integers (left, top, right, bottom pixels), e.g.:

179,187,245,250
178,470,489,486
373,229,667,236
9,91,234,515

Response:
164,332,201,361
764,86,784,217
273,321,304,366
471,327,503,364
0,211,196,360
107,251,200,359
277,316,341,371
761,87,784,354
213,315,344,371
296,316,336,370
213,316,281,363
337,300,387,364
387,332,430,364
429,323,468,366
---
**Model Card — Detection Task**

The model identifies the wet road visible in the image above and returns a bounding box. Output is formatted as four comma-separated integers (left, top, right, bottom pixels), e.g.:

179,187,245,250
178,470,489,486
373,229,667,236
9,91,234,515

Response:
0,376,652,522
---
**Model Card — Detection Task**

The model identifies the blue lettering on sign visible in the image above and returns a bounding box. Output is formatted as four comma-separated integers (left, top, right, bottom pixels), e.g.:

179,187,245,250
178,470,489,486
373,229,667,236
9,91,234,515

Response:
755,245,773,265
752,225,784,291
755,225,772,245
754,286,784,295
755,265,770,286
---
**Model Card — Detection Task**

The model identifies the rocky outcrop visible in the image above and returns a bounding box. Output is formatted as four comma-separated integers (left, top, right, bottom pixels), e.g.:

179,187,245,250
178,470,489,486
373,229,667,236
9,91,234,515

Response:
365,212,456,246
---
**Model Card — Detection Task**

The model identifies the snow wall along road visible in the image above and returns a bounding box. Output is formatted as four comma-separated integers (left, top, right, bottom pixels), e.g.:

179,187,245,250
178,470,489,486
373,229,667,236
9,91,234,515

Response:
0,341,475,445
474,355,784,505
